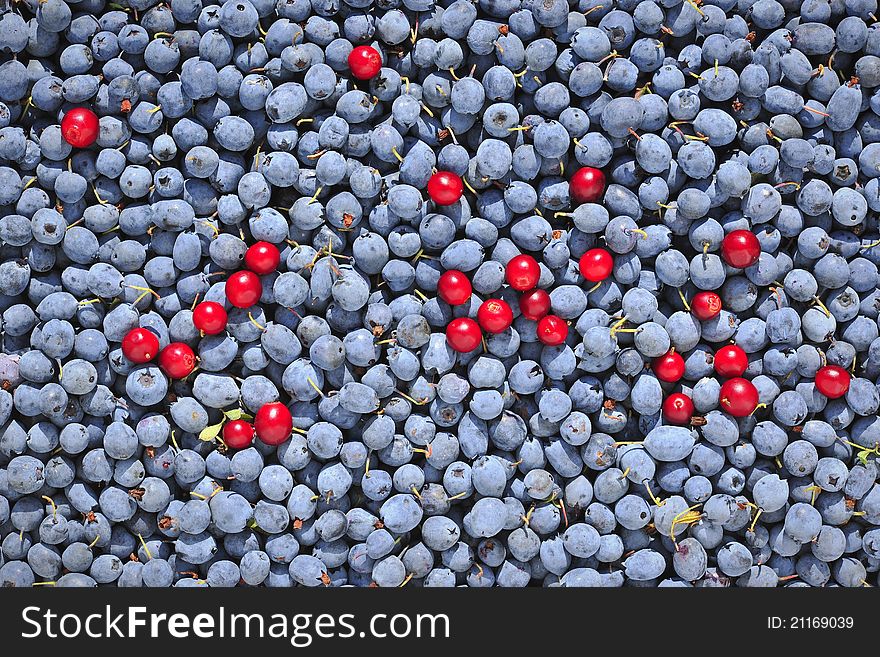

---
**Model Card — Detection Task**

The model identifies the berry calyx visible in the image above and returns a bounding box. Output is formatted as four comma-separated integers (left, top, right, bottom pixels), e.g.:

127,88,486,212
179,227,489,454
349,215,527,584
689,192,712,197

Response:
579,248,614,282
519,288,551,321
61,107,99,148
158,342,196,379
815,365,851,399
121,328,160,364
714,344,749,378
348,45,382,80
427,171,464,206
537,314,568,346
718,377,759,417
192,301,228,335
223,420,254,450
570,166,606,203
446,317,482,353
652,350,685,383
477,299,513,333
254,402,293,446
691,291,723,321
505,254,541,291
720,230,761,269
437,270,472,306
226,270,262,308
663,393,694,425
244,241,280,275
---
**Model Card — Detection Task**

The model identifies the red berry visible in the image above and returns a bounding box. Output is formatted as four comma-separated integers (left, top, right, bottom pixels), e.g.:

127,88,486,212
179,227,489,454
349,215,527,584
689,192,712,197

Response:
427,171,464,206
477,299,513,333
652,350,685,383
192,301,228,335
226,270,262,308
721,229,761,269
61,107,99,148
663,393,695,425
579,248,614,282
569,167,606,203
714,344,749,378
158,342,196,379
505,254,541,291
519,288,551,321
244,241,280,275
254,402,293,446
537,315,568,346
223,420,254,450
815,365,851,399
437,270,472,306
446,317,482,353
348,45,382,80
121,328,160,364
691,291,723,321
719,377,759,417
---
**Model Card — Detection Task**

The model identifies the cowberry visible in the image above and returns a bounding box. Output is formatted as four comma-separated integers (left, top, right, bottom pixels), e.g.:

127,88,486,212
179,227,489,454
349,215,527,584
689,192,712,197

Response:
254,402,293,446
719,378,759,417
505,254,541,291
192,301,228,335
437,270,472,306
814,365,851,399
121,328,160,364
158,342,196,379
244,241,280,275
226,271,262,308
477,299,513,333
61,107,99,148
446,318,482,353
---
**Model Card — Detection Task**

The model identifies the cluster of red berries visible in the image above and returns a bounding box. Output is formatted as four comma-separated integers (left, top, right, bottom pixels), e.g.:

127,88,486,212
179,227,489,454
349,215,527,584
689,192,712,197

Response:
440,254,565,353
121,328,197,380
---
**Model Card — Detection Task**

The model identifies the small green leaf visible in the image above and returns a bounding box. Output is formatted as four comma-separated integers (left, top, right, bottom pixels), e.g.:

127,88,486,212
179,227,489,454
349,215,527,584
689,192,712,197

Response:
199,422,224,442
224,408,253,421
858,449,871,466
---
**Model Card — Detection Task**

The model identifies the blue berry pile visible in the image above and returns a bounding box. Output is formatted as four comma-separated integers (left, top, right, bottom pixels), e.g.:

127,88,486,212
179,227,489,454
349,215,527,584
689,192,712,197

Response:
1,0,880,590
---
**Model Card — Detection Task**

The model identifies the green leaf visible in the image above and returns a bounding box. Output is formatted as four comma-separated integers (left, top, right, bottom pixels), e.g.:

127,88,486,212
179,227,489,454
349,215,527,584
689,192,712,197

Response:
199,422,224,442
224,408,253,421
858,449,871,466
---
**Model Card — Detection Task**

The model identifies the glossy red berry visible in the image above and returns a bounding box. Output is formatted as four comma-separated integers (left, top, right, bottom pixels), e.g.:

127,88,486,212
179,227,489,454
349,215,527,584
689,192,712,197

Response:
121,328,160,364
254,402,293,446
815,365,851,399
505,254,541,291
223,420,254,450
348,45,382,80
158,342,196,379
537,315,568,346
579,248,614,282
427,171,464,206
226,270,262,308
446,317,482,353
721,230,761,269
714,345,749,378
519,288,551,321
570,167,606,203
691,291,723,321
477,299,513,334
437,270,472,306
244,241,280,275
663,393,694,425
192,301,228,335
652,350,685,383
61,107,99,148
719,377,759,417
